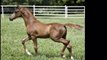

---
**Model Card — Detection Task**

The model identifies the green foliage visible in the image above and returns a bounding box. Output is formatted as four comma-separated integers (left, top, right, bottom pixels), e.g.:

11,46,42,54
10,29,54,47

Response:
76,0,85,4
1,14,85,60
1,0,85,5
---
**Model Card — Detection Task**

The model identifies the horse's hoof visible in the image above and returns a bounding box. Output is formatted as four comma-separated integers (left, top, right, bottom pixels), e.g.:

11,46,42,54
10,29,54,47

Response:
71,56,74,60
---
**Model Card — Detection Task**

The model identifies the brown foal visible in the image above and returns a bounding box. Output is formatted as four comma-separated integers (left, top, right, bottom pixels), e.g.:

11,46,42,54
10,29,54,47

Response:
9,6,83,60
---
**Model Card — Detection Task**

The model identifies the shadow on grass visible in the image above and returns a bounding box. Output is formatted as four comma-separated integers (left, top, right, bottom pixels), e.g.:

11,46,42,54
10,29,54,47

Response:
29,52,60,57
28,52,72,60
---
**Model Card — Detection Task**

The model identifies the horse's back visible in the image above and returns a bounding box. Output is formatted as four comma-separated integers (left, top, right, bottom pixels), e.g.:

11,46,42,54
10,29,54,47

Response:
48,23,67,40
48,23,66,31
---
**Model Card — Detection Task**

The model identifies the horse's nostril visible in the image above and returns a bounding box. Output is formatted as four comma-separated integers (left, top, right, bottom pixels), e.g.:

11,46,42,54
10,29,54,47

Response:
9,17,13,21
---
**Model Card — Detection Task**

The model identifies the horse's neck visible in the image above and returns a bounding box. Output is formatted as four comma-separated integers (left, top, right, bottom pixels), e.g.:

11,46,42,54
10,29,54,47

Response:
22,12,40,26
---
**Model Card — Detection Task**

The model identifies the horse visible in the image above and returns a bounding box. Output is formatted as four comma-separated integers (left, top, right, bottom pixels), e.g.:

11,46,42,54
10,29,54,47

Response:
9,6,83,60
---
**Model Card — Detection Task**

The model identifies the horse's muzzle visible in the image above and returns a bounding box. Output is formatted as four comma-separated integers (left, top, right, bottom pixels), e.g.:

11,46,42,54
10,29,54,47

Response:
9,17,13,21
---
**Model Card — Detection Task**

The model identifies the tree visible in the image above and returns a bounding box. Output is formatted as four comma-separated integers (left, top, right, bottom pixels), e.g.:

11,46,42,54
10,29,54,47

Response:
1,0,85,6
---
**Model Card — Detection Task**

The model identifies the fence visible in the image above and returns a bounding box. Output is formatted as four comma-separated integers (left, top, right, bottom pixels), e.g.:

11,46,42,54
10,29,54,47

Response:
1,5,85,18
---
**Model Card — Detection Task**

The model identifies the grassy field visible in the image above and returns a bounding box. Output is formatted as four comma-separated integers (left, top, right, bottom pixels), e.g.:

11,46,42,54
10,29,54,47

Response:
1,14,85,60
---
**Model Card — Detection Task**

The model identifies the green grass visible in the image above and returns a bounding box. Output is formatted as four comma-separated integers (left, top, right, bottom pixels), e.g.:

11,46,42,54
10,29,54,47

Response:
1,14,85,60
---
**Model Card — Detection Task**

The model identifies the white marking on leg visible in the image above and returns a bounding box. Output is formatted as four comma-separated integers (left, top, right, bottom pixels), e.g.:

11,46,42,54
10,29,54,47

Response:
71,56,74,60
62,55,66,58
67,44,70,48
26,49,32,55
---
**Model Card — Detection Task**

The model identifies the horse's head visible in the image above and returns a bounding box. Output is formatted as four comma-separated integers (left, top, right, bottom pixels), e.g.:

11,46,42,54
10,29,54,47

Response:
9,5,22,21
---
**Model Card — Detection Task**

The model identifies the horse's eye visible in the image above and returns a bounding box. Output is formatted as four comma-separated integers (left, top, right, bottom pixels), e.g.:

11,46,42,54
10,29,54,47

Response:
15,10,19,13
15,11,17,13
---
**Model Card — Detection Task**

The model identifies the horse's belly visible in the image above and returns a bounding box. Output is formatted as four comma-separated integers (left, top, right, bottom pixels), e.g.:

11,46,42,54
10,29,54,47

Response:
37,34,49,38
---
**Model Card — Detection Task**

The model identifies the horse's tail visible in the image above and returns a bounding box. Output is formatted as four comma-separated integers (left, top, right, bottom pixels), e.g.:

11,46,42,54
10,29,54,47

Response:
64,23,84,32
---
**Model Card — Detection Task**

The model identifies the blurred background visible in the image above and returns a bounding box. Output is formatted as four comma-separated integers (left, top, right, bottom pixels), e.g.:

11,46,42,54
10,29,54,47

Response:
1,0,85,6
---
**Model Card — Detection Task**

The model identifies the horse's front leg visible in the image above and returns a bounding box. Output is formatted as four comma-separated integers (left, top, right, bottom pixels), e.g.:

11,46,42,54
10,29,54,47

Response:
31,36,38,55
22,36,32,55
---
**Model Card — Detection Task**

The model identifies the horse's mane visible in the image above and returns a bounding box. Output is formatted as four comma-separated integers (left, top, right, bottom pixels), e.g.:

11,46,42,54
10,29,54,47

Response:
21,7,33,14
20,7,40,22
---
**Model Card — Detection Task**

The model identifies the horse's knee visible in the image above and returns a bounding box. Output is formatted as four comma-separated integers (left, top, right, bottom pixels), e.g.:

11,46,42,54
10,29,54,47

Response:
67,42,72,48
21,37,30,44
63,40,70,46
22,40,25,45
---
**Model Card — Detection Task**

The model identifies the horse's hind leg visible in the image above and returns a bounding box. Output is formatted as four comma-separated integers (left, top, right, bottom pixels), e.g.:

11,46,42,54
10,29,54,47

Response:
62,35,74,60
22,36,32,55
51,37,70,58
60,38,70,58
67,43,74,60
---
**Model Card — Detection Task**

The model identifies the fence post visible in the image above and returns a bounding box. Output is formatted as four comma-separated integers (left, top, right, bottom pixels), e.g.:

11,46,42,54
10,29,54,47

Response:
65,5,68,18
1,5,4,18
33,5,35,16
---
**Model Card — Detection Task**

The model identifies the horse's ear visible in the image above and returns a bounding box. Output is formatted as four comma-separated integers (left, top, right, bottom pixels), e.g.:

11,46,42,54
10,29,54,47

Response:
16,5,21,9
